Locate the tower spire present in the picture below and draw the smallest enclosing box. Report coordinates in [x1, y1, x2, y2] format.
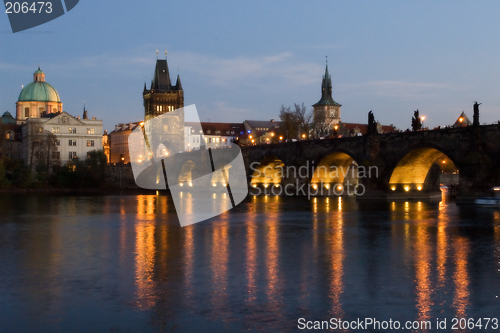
[83, 102, 88, 119]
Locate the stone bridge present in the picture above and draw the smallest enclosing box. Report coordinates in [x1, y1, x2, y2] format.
[239, 124, 500, 199]
[135, 124, 500, 200]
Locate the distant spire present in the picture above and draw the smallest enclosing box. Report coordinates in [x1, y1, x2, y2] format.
[165, 50, 167, 59]
[156, 50, 158, 59]
[176, 74, 182, 90]
[83, 102, 88, 119]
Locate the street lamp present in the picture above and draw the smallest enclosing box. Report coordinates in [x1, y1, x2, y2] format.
[334, 125, 338, 138]
[302, 134, 306, 140]
[119, 154, 125, 189]
[421, 116, 425, 129]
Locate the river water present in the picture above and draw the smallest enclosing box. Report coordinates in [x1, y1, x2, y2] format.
[0, 193, 498, 332]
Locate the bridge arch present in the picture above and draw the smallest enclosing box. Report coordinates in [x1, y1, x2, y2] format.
[249, 155, 285, 188]
[178, 160, 196, 187]
[389, 145, 458, 191]
[311, 151, 361, 194]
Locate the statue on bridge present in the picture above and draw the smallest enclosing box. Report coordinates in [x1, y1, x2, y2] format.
[411, 109, 422, 131]
[473, 101, 481, 127]
[367, 110, 377, 135]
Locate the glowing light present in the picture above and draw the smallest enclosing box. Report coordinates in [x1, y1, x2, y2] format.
[442, 160, 446, 164]
[188, 181, 193, 187]
[417, 186, 422, 191]
[404, 185, 410, 192]
[421, 116, 425, 121]
[138, 159, 142, 163]
[266, 138, 269, 141]
[459, 117, 464, 123]
[279, 136, 283, 140]
[334, 125, 338, 130]
[271, 133, 275, 137]
[312, 184, 318, 190]
[337, 185, 342, 191]
[391, 186, 396, 191]
[222, 183, 227, 187]
[274, 184, 279, 187]
[252, 184, 257, 188]
[140, 122, 144, 126]
[325, 184, 330, 189]
[264, 184, 269, 188]
[302, 134, 306, 139]
[179, 183, 183, 187]
[139, 155, 142, 158]
[249, 135, 252, 139]
[251, 139, 255, 143]
[212, 183, 217, 187]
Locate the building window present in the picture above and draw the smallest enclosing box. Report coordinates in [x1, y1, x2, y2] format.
[68, 140, 77, 146]
[52, 127, 60, 133]
[24, 108, 29, 117]
[87, 128, 95, 134]
[55, 139, 60, 146]
[69, 152, 77, 159]
[52, 151, 60, 159]
[68, 127, 76, 134]
[87, 140, 95, 147]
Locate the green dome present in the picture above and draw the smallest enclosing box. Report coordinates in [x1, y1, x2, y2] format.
[18, 81, 61, 102]
[34, 68, 44, 75]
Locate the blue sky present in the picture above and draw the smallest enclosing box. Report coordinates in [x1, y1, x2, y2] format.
[1, 0, 500, 131]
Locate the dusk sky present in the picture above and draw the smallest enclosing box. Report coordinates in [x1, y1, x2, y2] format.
[1, 1, 500, 131]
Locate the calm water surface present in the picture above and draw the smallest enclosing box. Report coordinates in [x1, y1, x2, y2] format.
[0, 194, 499, 332]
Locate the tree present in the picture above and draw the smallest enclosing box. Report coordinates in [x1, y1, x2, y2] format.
[24, 120, 60, 180]
[279, 105, 299, 140]
[312, 118, 335, 138]
[293, 103, 313, 138]
[279, 103, 314, 140]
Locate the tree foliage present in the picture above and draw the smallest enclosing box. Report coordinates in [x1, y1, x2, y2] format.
[279, 103, 313, 140]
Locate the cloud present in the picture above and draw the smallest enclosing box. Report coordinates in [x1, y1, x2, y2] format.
[340, 80, 466, 100]
[170, 51, 323, 88]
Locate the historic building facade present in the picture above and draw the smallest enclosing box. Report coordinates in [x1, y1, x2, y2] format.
[22, 111, 103, 166]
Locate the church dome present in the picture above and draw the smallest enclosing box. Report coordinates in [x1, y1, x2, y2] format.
[18, 68, 61, 103]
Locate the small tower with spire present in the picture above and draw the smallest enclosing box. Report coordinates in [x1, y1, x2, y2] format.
[83, 103, 88, 119]
[312, 57, 342, 125]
